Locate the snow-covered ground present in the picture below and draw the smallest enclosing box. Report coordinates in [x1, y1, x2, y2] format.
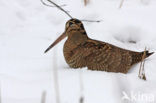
[0, 0, 156, 103]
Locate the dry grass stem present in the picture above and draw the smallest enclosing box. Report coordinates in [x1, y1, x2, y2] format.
[41, 91, 47, 103]
[79, 96, 84, 103]
[81, 19, 102, 23]
[79, 71, 84, 103]
[41, 0, 66, 7]
[138, 47, 147, 80]
[119, 0, 125, 9]
[41, 0, 73, 18]
[84, 0, 89, 6]
[41, 0, 101, 23]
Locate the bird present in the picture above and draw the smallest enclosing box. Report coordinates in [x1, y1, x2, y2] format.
[44, 18, 154, 73]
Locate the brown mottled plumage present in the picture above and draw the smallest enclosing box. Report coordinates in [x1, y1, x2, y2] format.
[45, 18, 154, 73]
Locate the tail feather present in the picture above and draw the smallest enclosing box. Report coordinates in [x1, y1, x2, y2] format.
[146, 51, 154, 58]
[131, 51, 154, 65]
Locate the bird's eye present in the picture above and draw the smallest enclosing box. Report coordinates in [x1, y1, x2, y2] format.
[69, 22, 73, 26]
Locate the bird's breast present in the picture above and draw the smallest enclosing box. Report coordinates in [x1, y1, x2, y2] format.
[63, 39, 86, 68]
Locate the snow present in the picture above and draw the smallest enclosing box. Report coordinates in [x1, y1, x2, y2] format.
[0, 0, 156, 103]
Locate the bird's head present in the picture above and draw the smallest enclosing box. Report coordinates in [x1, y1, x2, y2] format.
[65, 19, 86, 35]
[44, 18, 87, 53]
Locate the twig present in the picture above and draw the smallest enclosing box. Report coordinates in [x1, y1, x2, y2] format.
[41, 0, 101, 23]
[138, 47, 147, 80]
[41, 91, 47, 103]
[41, 0, 66, 7]
[81, 19, 102, 23]
[43, 0, 73, 18]
[119, 0, 125, 9]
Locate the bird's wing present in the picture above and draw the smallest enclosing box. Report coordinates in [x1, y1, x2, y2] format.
[80, 39, 132, 73]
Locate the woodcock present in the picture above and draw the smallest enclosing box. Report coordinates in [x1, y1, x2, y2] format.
[45, 18, 154, 73]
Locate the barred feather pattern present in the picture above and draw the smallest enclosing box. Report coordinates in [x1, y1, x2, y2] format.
[64, 37, 148, 73]
[62, 19, 153, 73]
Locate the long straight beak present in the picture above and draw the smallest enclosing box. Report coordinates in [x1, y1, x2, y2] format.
[44, 32, 67, 53]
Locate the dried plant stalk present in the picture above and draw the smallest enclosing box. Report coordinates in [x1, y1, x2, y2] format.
[41, 0, 101, 24]
[84, 0, 89, 6]
[41, 0, 66, 7]
[79, 71, 84, 103]
[138, 47, 147, 80]
[119, 0, 125, 9]
[41, 91, 47, 103]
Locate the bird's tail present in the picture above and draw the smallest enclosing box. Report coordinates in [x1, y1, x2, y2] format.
[131, 51, 154, 65]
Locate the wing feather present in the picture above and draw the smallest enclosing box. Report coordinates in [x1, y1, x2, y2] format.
[81, 39, 132, 73]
